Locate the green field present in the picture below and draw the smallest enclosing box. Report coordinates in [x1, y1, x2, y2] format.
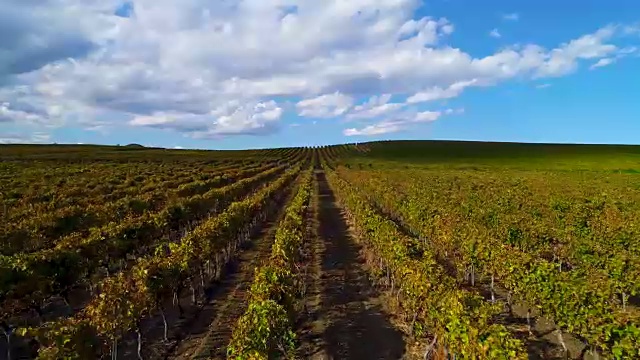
[341, 140, 640, 171]
[1, 141, 639, 359]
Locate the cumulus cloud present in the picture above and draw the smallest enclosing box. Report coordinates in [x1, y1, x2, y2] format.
[130, 100, 283, 136]
[414, 110, 442, 122]
[590, 58, 615, 70]
[623, 23, 640, 35]
[346, 94, 406, 120]
[619, 46, 638, 55]
[444, 108, 465, 115]
[0, 132, 51, 144]
[534, 26, 618, 77]
[207, 101, 283, 136]
[0, 102, 50, 125]
[503, 13, 519, 21]
[344, 122, 403, 136]
[489, 29, 502, 38]
[0, 1, 636, 139]
[588, 46, 637, 70]
[0, 1, 104, 82]
[407, 79, 478, 104]
[344, 108, 462, 136]
[296, 92, 353, 118]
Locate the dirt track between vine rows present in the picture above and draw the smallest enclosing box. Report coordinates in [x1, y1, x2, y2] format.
[296, 170, 405, 360]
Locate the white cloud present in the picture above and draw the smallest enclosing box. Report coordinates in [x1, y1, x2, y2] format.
[533, 26, 619, 78]
[0, 102, 48, 125]
[0, 132, 51, 144]
[199, 100, 283, 137]
[623, 23, 640, 35]
[129, 113, 209, 132]
[344, 122, 403, 136]
[129, 100, 283, 136]
[344, 107, 462, 136]
[503, 13, 519, 21]
[444, 108, 465, 115]
[296, 92, 353, 118]
[535, 83, 552, 89]
[490, 29, 502, 38]
[587, 46, 637, 71]
[590, 57, 615, 70]
[407, 79, 478, 104]
[414, 110, 441, 122]
[346, 94, 405, 120]
[561, 27, 618, 59]
[0, 1, 636, 139]
[0, 0, 119, 82]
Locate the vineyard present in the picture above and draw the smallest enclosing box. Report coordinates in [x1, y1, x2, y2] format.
[1, 141, 640, 359]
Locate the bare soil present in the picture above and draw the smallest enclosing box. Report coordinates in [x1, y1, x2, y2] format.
[296, 170, 405, 360]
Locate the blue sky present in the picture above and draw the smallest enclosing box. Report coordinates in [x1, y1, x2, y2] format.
[1, 0, 639, 149]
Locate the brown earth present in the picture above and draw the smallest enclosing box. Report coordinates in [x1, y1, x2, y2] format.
[296, 170, 405, 360]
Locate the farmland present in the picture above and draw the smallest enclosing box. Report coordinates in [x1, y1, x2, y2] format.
[1, 141, 640, 359]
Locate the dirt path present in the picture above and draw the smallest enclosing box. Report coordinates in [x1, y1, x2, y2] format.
[295, 170, 324, 357]
[297, 170, 405, 360]
[160, 184, 296, 360]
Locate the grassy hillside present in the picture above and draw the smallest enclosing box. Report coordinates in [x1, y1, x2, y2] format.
[0, 144, 297, 162]
[340, 140, 640, 171]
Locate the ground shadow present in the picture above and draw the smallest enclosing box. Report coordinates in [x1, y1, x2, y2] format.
[316, 170, 405, 360]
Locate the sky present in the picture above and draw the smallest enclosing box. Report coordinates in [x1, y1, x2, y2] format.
[1, 0, 639, 149]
